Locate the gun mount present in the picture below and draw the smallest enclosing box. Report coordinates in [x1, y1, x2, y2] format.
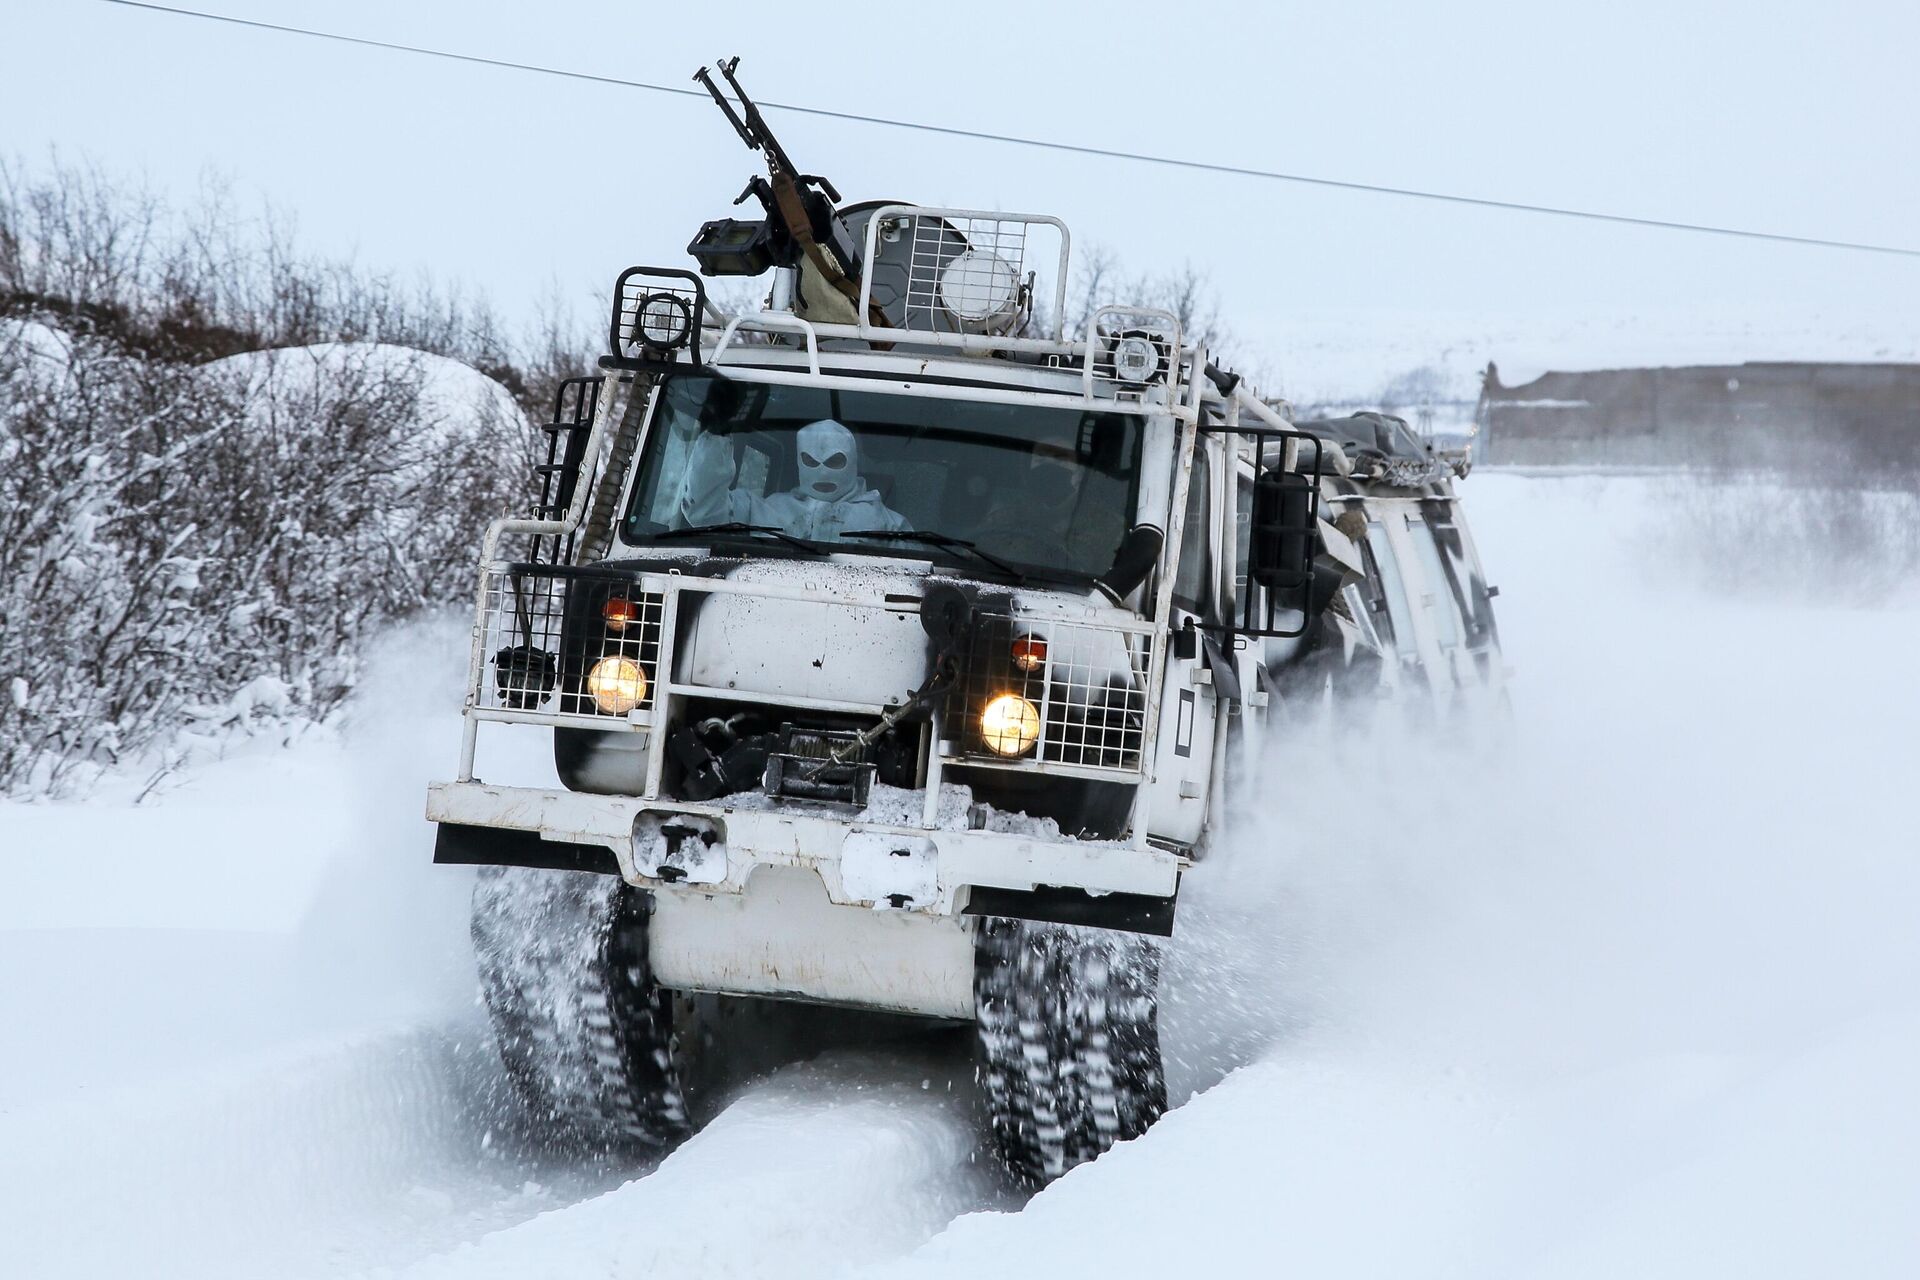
[689, 58, 875, 326]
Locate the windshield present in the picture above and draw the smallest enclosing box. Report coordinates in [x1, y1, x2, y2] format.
[620, 372, 1144, 583]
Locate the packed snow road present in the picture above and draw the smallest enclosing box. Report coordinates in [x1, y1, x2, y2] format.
[3, 473, 1918, 1277]
[0, 644, 1003, 1280]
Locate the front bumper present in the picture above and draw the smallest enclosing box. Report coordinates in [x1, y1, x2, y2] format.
[425, 780, 1183, 924]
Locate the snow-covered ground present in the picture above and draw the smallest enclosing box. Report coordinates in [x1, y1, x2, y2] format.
[3, 473, 1917, 1277]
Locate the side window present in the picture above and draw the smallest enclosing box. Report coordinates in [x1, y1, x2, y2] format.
[1172, 455, 1212, 614]
[1429, 518, 1495, 645]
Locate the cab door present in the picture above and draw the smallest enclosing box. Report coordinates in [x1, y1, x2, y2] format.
[1146, 442, 1221, 847]
[1228, 462, 1278, 768]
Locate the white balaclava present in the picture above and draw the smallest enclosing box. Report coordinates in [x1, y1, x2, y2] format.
[796, 418, 860, 503]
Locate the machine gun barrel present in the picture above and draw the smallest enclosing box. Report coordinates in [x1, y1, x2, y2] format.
[690, 56, 871, 316]
[695, 57, 802, 179]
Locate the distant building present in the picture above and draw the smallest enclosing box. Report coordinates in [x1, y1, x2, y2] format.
[1475, 361, 1920, 476]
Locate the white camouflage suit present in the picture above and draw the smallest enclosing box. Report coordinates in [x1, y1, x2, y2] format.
[677, 417, 911, 541]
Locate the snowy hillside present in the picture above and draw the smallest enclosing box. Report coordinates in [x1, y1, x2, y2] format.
[3, 473, 1917, 1277]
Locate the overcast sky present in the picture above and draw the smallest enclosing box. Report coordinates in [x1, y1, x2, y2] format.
[6, 0, 1918, 394]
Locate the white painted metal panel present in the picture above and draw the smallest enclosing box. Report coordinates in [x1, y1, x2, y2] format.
[676, 594, 925, 705]
[424, 780, 1184, 907]
[648, 865, 975, 1018]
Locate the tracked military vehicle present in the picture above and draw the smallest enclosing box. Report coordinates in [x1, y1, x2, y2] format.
[427, 59, 1502, 1183]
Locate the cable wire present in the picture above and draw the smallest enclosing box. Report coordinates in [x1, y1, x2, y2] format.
[96, 0, 1920, 260]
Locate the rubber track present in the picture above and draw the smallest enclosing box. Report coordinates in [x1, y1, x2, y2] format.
[974, 917, 1167, 1184]
[471, 867, 689, 1154]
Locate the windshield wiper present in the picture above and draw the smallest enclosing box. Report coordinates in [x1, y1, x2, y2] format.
[649, 522, 827, 556]
[838, 529, 1030, 583]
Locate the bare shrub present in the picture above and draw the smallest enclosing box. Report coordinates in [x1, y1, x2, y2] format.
[0, 159, 558, 797]
[1041, 243, 1231, 353]
[1, 325, 227, 792]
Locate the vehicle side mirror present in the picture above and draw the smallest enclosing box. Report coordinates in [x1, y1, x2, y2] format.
[1247, 469, 1317, 600]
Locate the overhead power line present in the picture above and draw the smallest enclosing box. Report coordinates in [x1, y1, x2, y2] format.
[97, 0, 1920, 261]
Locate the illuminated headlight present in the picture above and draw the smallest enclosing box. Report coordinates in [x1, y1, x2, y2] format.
[1109, 331, 1166, 386]
[587, 655, 649, 715]
[937, 248, 1018, 331]
[980, 693, 1041, 757]
[634, 292, 693, 351]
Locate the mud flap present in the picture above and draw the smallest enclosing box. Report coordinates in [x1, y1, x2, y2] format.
[434, 821, 619, 876]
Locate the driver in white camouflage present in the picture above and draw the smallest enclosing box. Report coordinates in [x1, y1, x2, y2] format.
[676, 417, 911, 540]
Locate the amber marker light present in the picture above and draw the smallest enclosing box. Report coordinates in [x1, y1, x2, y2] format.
[602, 597, 640, 632]
[1010, 635, 1048, 672]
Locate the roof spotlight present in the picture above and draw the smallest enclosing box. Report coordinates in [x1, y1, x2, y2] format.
[1109, 329, 1167, 387]
[936, 248, 1020, 333]
[634, 292, 694, 352]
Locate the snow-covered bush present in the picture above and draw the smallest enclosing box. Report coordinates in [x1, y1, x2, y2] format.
[1636, 475, 1920, 605]
[0, 323, 531, 796]
[1, 162, 549, 797]
[1, 321, 220, 792]
[189, 343, 528, 715]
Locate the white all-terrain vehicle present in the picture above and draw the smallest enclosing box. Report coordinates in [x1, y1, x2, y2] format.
[427, 60, 1502, 1183]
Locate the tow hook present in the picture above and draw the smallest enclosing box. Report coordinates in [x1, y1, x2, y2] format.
[633, 814, 727, 885]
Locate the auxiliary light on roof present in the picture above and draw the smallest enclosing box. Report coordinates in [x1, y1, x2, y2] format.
[635, 292, 694, 351]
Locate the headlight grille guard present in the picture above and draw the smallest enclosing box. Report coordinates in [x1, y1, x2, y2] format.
[945, 612, 1153, 776]
[468, 573, 1158, 781]
[476, 563, 665, 726]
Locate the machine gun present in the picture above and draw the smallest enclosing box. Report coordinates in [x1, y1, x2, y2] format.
[689, 57, 879, 325]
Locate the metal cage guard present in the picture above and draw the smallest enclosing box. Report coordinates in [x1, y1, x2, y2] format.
[1198, 421, 1329, 639]
[608, 267, 708, 363]
[856, 206, 1072, 345]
